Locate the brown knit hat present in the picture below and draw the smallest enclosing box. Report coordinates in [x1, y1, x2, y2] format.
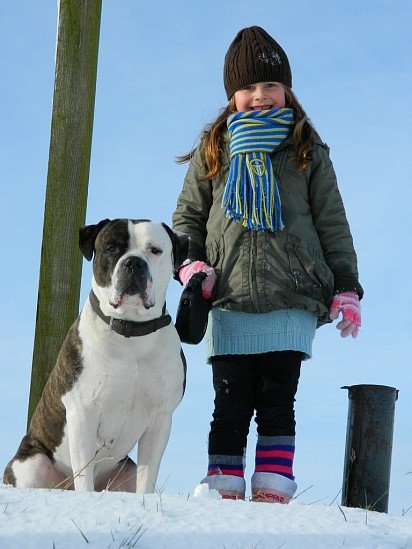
[223, 26, 292, 100]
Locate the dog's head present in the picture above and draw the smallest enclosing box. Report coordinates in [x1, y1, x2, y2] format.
[79, 219, 189, 317]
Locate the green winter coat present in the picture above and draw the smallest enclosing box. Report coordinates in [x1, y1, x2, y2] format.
[172, 132, 363, 326]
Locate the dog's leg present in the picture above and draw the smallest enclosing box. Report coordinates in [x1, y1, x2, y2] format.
[65, 408, 99, 491]
[7, 454, 69, 489]
[135, 412, 172, 493]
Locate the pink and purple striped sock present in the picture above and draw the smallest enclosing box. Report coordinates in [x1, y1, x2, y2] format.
[254, 435, 295, 480]
[207, 454, 245, 478]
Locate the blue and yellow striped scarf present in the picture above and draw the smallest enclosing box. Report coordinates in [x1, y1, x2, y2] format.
[222, 108, 294, 232]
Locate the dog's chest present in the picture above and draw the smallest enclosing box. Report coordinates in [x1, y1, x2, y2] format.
[97, 360, 164, 442]
[56, 351, 171, 473]
[85, 345, 167, 417]
[53, 308, 184, 475]
[81, 323, 179, 429]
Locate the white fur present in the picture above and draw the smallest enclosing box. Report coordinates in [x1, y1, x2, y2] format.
[54, 302, 183, 492]
[13, 454, 67, 489]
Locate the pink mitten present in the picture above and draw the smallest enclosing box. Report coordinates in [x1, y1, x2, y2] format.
[329, 291, 361, 338]
[178, 261, 217, 299]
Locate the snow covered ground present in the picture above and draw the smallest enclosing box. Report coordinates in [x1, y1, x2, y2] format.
[1, 483, 411, 548]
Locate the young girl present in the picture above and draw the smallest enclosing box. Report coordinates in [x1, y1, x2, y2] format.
[172, 26, 363, 503]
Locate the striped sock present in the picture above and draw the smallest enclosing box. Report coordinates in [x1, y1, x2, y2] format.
[254, 435, 295, 480]
[207, 454, 245, 478]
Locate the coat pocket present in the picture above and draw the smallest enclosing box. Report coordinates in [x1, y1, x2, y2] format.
[206, 237, 224, 269]
[285, 235, 334, 304]
[206, 237, 225, 298]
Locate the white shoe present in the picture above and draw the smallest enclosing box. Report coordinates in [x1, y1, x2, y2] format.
[251, 472, 297, 504]
[200, 474, 246, 500]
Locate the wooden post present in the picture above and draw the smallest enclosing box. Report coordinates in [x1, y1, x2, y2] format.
[27, 0, 102, 426]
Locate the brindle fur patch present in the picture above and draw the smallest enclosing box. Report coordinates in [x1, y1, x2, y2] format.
[3, 316, 84, 485]
[93, 219, 130, 287]
[3, 461, 16, 485]
[29, 316, 83, 451]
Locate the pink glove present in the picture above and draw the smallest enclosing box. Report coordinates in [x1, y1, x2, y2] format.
[329, 291, 361, 338]
[178, 261, 217, 299]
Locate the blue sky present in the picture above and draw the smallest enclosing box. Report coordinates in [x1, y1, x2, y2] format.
[1, 1, 412, 514]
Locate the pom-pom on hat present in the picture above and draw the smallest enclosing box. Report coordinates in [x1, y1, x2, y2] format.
[223, 26, 292, 100]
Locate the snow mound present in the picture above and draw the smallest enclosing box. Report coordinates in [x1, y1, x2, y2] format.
[1, 484, 411, 548]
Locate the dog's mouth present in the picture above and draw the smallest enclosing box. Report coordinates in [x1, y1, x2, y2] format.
[109, 292, 155, 310]
[110, 259, 155, 311]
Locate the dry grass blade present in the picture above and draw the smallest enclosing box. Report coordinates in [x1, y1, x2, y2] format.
[402, 504, 412, 516]
[307, 496, 329, 505]
[119, 524, 148, 548]
[369, 490, 389, 511]
[157, 491, 164, 515]
[337, 504, 347, 522]
[104, 458, 129, 492]
[156, 474, 170, 494]
[329, 488, 342, 506]
[53, 450, 114, 491]
[294, 484, 314, 499]
[71, 518, 89, 543]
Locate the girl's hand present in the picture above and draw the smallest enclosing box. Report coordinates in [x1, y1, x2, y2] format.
[178, 261, 217, 299]
[329, 291, 361, 338]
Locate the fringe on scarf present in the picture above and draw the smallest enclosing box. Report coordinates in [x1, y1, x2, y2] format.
[222, 108, 294, 232]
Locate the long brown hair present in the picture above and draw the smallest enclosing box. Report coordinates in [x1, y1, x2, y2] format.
[177, 86, 316, 179]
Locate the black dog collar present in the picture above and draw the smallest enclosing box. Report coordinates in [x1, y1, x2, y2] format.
[89, 290, 171, 338]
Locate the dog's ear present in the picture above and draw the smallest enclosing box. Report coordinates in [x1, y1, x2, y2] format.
[79, 219, 111, 261]
[161, 223, 190, 272]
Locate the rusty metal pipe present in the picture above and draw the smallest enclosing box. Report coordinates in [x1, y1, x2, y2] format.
[341, 384, 398, 513]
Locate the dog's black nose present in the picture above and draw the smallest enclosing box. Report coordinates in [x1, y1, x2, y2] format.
[124, 256, 146, 271]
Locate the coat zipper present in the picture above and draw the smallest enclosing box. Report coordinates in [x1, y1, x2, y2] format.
[250, 231, 260, 312]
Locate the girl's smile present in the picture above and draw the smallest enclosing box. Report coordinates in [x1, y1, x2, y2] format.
[233, 82, 286, 112]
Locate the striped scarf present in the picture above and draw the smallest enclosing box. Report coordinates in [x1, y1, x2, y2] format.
[222, 108, 294, 232]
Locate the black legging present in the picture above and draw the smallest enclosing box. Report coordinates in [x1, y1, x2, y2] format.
[208, 351, 302, 456]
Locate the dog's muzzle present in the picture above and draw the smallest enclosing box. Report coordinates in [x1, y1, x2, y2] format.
[111, 255, 154, 309]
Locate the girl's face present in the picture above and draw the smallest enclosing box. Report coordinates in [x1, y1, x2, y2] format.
[233, 82, 286, 112]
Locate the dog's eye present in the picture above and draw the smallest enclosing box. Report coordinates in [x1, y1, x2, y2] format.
[106, 244, 118, 253]
[150, 247, 162, 255]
